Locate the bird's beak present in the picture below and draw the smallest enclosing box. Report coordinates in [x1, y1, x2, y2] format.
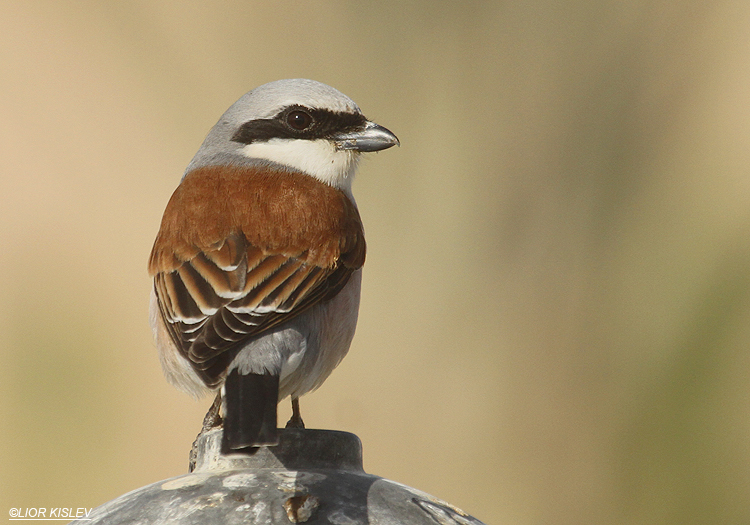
[333, 121, 400, 152]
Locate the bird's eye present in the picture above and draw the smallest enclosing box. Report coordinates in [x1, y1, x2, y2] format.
[286, 110, 313, 131]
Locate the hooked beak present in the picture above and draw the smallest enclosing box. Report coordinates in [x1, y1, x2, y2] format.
[333, 121, 400, 152]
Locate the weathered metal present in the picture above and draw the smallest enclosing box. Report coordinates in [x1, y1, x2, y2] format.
[73, 428, 485, 524]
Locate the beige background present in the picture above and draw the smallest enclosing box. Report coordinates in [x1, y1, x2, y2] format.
[2, 2, 750, 523]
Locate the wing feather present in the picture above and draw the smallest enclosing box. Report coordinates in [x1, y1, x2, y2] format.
[190, 252, 247, 298]
[278, 266, 326, 311]
[232, 259, 304, 312]
[163, 272, 204, 321]
[177, 263, 223, 315]
[153, 236, 362, 382]
[203, 232, 245, 269]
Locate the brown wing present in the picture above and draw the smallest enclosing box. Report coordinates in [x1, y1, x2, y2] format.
[149, 165, 366, 388]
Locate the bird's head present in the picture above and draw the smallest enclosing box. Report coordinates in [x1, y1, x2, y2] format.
[186, 79, 399, 195]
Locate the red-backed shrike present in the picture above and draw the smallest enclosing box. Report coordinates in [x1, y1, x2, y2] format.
[148, 79, 398, 451]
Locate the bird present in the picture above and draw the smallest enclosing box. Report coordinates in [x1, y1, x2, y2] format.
[148, 79, 399, 453]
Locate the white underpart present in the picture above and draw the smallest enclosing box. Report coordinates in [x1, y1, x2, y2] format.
[241, 138, 360, 196]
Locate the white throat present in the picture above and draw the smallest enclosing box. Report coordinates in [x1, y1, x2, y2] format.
[240, 138, 360, 196]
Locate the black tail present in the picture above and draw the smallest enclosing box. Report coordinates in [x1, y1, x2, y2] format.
[222, 370, 279, 451]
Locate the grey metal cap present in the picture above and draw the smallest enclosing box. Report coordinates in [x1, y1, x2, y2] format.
[73, 428, 485, 524]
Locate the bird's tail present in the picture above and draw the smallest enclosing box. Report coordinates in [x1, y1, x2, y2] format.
[222, 369, 279, 451]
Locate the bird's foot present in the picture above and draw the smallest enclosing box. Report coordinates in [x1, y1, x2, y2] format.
[189, 393, 223, 472]
[284, 397, 305, 429]
[200, 393, 224, 431]
[285, 415, 305, 428]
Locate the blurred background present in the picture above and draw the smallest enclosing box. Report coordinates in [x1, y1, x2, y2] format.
[1, 2, 750, 523]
